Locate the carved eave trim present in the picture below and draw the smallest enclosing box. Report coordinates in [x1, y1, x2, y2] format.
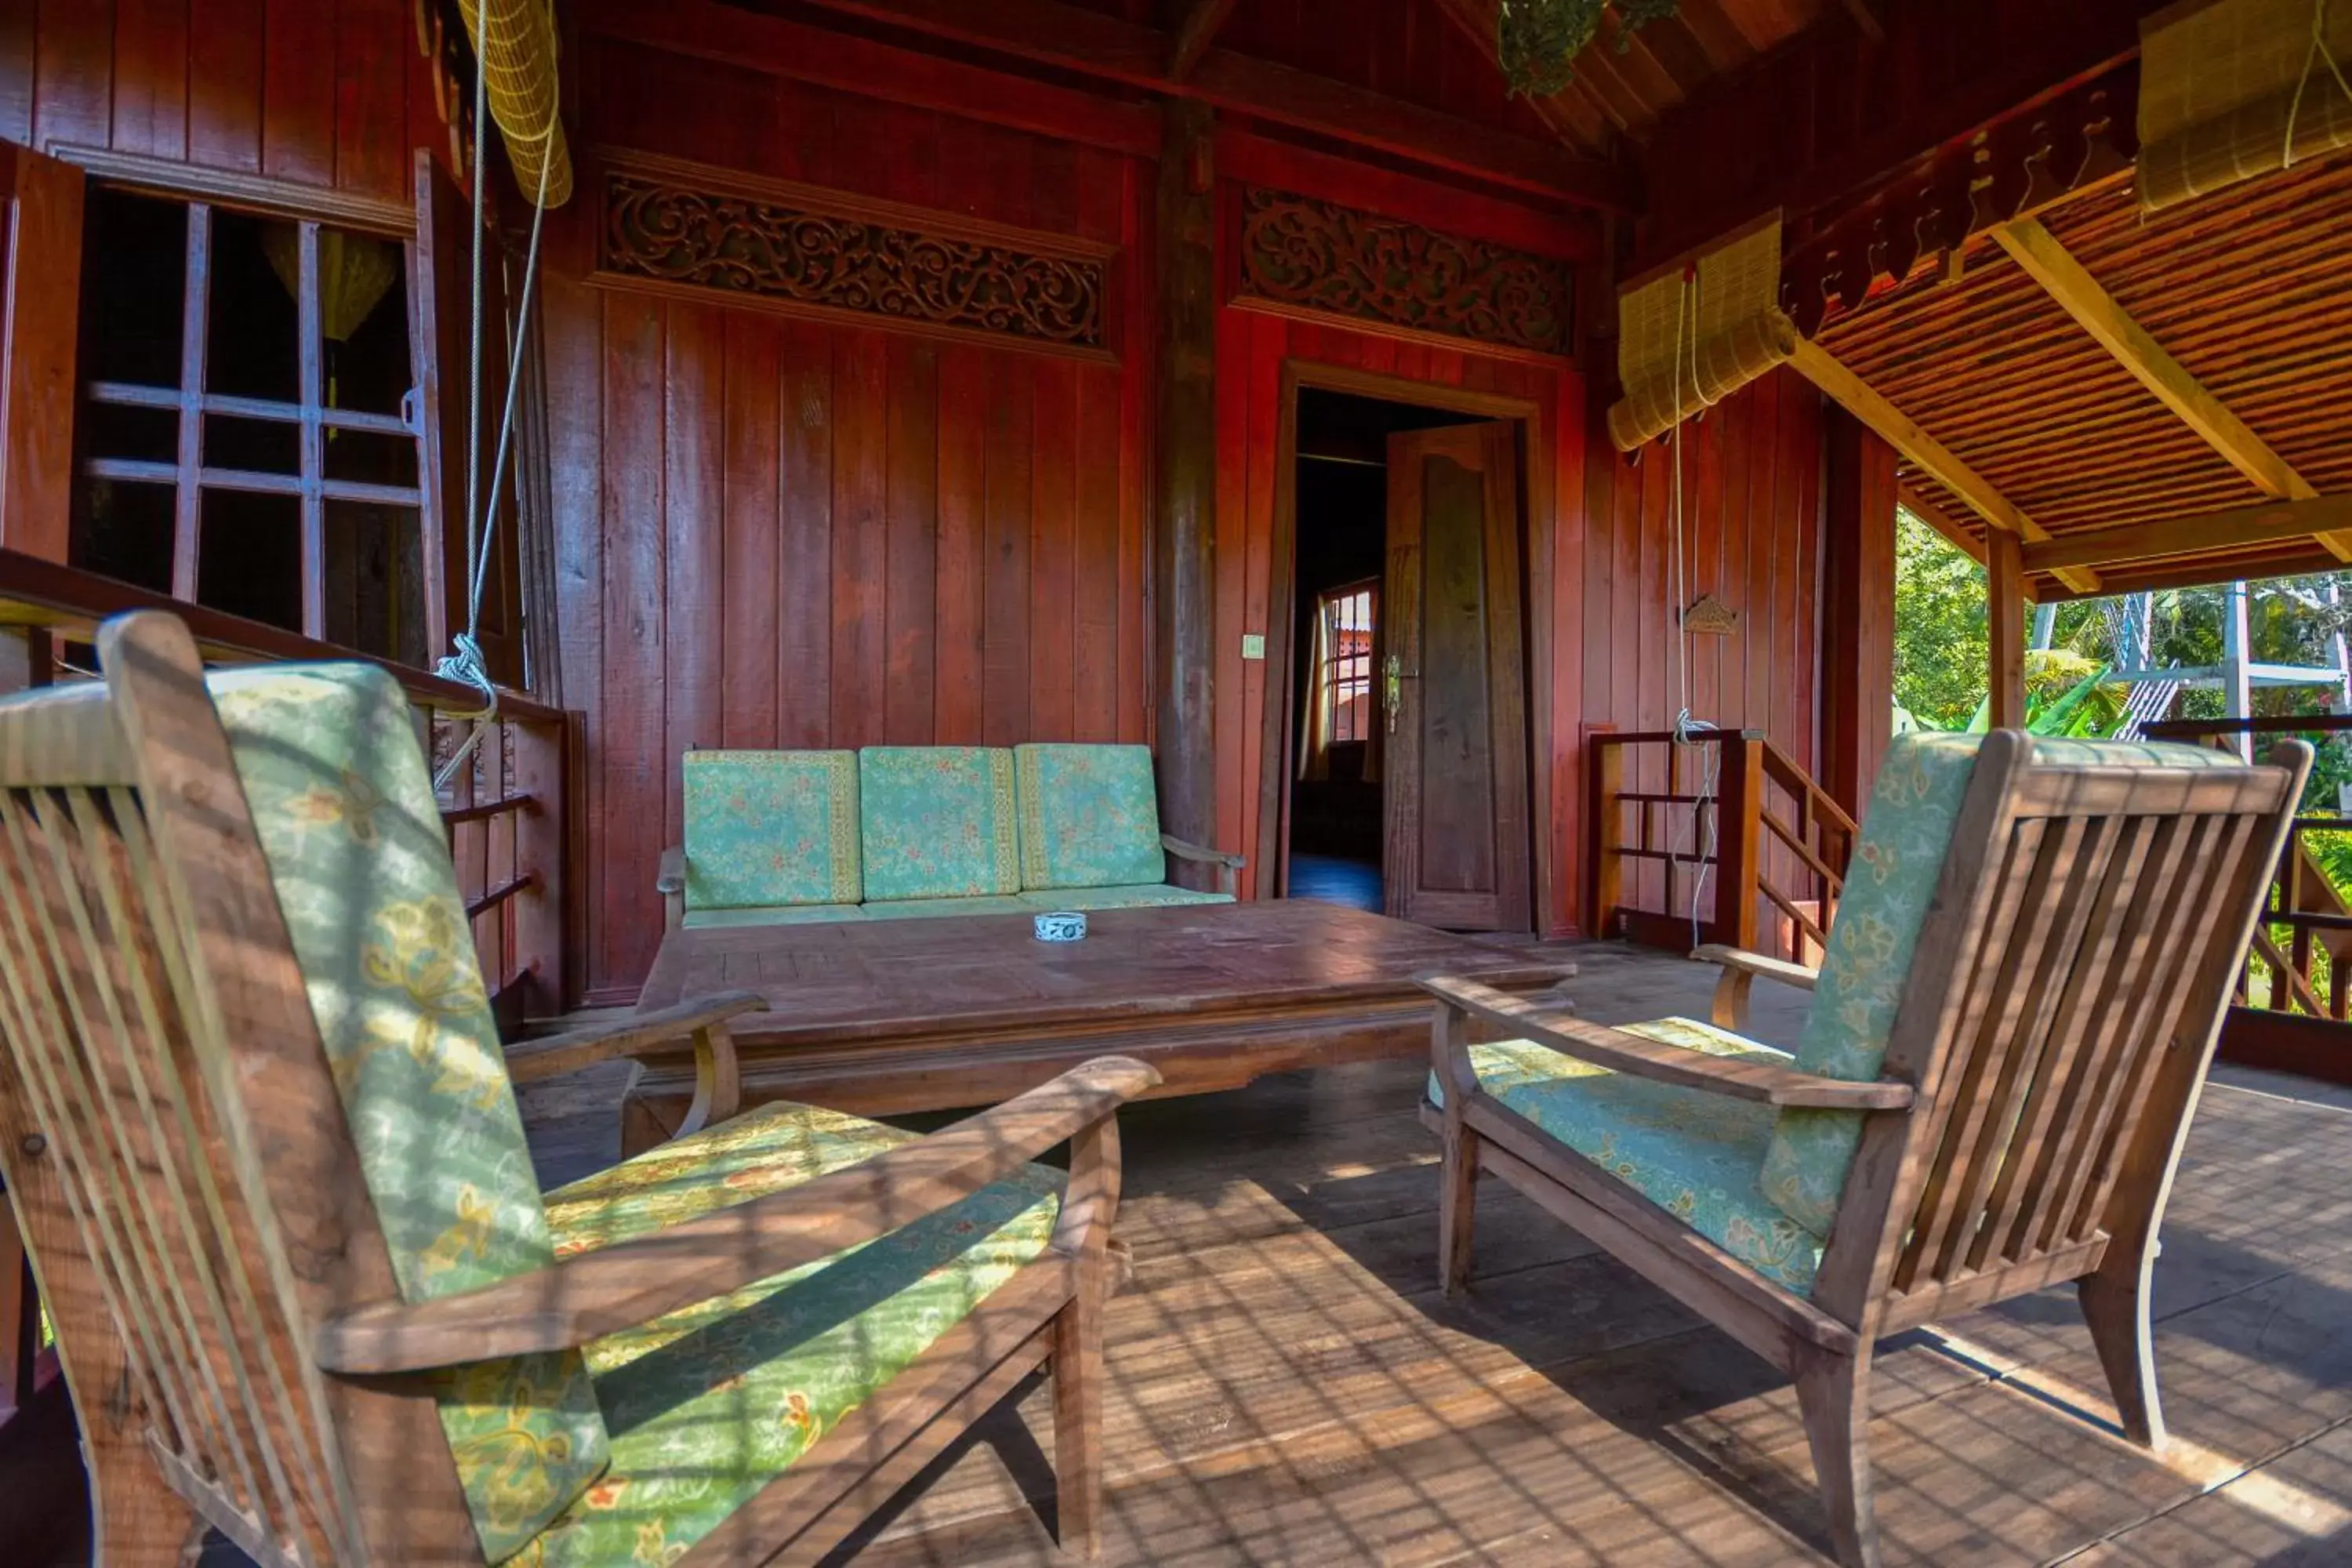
[1227, 185, 1577, 364]
[587, 148, 1120, 362]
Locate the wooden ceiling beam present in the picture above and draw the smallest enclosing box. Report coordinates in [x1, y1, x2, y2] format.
[789, 0, 1638, 209]
[2019, 492, 2352, 576]
[1165, 0, 1241, 82]
[1786, 338, 2102, 593]
[1991, 216, 2352, 563]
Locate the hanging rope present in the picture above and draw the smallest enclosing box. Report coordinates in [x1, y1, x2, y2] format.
[1663, 263, 1722, 953]
[2285, 0, 2352, 168]
[431, 1, 556, 793]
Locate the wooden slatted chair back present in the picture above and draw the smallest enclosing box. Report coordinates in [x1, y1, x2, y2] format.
[0, 615, 474, 1566]
[1811, 732, 2309, 1331]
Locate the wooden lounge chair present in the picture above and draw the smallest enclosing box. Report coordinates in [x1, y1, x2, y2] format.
[0, 611, 1153, 1566]
[1423, 731, 2309, 1567]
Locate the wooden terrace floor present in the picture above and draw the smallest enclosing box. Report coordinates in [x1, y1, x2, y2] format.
[516, 941, 2352, 1566]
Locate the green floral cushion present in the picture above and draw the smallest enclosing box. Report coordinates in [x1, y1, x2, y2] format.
[1014, 743, 1167, 891]
[857, 748, 1021, 900]
[862, 895, 1033, 920]
[1016, 886, 1234, 910]
[681, 750, 861, 911]
[1431, 1018, 1824, 1296]
[1757, 732, 2247, 1236]
[211, 666, 608, 1563]
[679, 903, 868, 929]
[521, 1100, 1062, 1568]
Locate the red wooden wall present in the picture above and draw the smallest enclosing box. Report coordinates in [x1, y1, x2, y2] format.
[550, 38, 1156, 998]
[0, 0, 431, 206]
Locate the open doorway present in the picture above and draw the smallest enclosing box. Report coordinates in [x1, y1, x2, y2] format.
[1278, 386, 1534, 931]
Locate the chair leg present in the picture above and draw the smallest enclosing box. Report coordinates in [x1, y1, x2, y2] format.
[1052, 1297, 1105, 1559]
[1437, 1116, 1479, 1298]
[1791, 1341, 1880, 1568]
[2080, 1256, 2165, 1450]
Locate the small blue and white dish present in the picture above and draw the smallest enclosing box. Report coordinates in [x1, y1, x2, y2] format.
[1033, 909, 1088, 942]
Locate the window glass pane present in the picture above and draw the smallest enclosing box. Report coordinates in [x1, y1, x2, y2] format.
[325, 241, 413, 418]
[74, 481, 176, 594]
[324, 502, 428, 664]
[81, 401, 178, 464]
[325, 428, 420, 488]
[196, 488, 303, 631]
[78, 190, 187, 387]
[204, 412, 301, 474]
[205, 211, 300, 403]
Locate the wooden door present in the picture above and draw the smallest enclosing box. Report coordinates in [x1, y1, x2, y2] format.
[1382, 421, 1531, 931]
[0, 143, 84, 564]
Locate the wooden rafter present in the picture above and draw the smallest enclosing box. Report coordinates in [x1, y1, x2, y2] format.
[2020, 492, 2352, 577]
[1896, 483, 1985, 565]
[1165, 0, 1241, 82]
[1786, 338, 2102, 593]
[786, 0, 1638, 209]
[1991, 217, 2352, 563]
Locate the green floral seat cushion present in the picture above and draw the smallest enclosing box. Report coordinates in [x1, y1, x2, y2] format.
[858, 748, 1022, 900]
[520, 1100, 1062, 1568]
[1757, 732, 2249, 1237]
[211, 665, 608, 1563]
[1431, 1018, 1824, 1295]
[1014, 743, 1167, 891]
[1016, 885, 1233, 910]
[679, 903, 868, 929]
[681, 750, 862, 911]
[862, 895, 1033, 920]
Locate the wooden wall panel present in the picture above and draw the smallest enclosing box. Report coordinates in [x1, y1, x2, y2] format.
[5, 0, 421, 206]
[554, 40, 1157, 996]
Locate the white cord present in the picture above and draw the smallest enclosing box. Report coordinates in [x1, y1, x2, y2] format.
[432, 5, 556, 792]
[1666, 265, 1719, 951]
[2285, 0, 2352, 169]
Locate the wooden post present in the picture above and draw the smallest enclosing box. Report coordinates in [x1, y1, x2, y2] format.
[1711, 731, 1764, 953]
[511, 715, 567, 1019]
[1153, 101, 1220, 884]
[1987, 528, 2027, 731]
[0, 145, 84, 566]
[1820, 407, 1897, 815]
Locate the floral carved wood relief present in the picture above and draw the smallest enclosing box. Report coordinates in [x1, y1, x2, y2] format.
[595, 152, 1114, 358]
[1235, 186, 1575, 357]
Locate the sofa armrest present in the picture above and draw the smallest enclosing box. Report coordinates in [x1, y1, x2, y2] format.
[505, 990, 766, 1138]
[1163, 833, 1247, 895]
[657, 844, 686, 931]
[314, 1054, 1162, 1374]
[1420, 975, 1910, 1112]
[1690, 943, 1820, 1030]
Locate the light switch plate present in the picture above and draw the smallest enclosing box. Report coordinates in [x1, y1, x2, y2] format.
[1241, 633, 1266, 660]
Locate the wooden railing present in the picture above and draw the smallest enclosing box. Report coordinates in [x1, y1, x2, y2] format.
[2140, 713, 2352, 1085]
[1586, 728, 1856, 960]
[0, 549, 582, 1025]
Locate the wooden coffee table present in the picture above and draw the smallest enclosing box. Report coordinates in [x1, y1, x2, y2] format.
[625, 900, 1567, 1142]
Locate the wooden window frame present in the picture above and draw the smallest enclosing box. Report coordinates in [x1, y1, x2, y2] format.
[1316, 578, 1378, 746]
[75, 195, 429, 642]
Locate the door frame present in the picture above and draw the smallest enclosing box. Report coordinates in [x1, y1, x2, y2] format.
[1254, 358, 1544, 924]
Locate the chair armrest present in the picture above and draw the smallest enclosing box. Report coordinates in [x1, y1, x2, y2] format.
[1163, 833, 1246, 894]
[314, 1054, 1162, 1375]
[1691, 943, 1820, 1029]
[1419, 975, 1911, 1112]
[657, 845, 686, 932]
[506, 990, 767, 1140]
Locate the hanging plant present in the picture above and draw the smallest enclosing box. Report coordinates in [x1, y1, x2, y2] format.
[1497, 0, 1682, 98]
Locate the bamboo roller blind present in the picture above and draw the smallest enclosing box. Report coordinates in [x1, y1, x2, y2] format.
[2139, 0, 2352, 212]
[1606, 214, 1795, 452]
[456, 0, 573, 207]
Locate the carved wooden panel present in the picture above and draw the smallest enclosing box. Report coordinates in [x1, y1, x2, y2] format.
[1234, 187, 1575, 358]
[593, 152, 1115, 358]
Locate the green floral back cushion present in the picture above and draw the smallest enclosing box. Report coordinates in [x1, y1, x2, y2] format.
[1759, 732, 2248, 1238]
[858, 747, 1022, 900]
[681, 750, 862, 910]
[210, 666, 608, 1563]
[1014, 743, 1167, 891]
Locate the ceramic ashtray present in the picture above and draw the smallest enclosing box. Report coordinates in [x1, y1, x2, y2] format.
[1033, 909, 1087, 942]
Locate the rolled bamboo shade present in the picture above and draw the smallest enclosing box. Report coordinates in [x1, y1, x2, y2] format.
[1606, 214, 1796, 452]
[2138, 0, 2352, 212]
[456, 0, 572, 208]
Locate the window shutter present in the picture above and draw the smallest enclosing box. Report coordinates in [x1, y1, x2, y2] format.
[0, 143, 85, 563]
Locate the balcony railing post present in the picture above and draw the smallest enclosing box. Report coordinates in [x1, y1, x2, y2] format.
[1711, 731, 1764, 953]
[511, 713, 568, 1020]
[1586, 735, 1623, 938]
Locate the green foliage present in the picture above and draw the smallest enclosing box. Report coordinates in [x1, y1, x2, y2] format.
[1496, 0, 1679, 96]
[1892, 510, 1990, 730]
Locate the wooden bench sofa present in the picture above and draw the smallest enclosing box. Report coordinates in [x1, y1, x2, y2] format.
[659, 742, 1244, 930]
